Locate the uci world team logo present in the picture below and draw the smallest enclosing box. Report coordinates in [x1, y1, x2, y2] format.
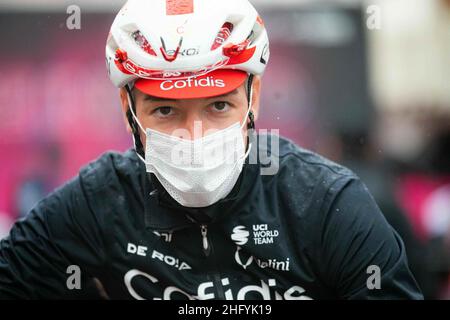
[230, 225, 290, 272]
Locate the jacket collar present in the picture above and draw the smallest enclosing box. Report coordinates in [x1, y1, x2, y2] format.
[141, 138, 261, 231]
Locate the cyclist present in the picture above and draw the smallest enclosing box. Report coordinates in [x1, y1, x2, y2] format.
[0, 0, 422, 299]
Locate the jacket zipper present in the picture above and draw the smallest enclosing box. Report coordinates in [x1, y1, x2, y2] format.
[200, 224, 211, 257]
[199, 224, 226, 299]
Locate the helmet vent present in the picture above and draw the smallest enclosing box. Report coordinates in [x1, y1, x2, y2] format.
[211, 22, 234, 51]
[132, 30, 157, 56]
[247, 19, 264, 46]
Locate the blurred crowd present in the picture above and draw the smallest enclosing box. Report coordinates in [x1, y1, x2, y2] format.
[0, 0, 449, 299]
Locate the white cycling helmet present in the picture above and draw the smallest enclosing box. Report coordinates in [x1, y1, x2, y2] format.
[106, 0, 269, 99]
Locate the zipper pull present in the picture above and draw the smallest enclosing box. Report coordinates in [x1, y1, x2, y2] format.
[200, 225, 211, 257]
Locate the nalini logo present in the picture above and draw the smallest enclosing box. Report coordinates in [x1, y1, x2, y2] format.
[230, 226, 290, 272]
[160, 76, 225, 91]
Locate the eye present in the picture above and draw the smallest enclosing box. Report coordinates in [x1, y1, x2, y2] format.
[154, 106, 173, 117]
[210, 101, 231, 113]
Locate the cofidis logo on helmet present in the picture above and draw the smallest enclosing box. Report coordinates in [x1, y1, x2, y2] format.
[160, 76, 225, 91]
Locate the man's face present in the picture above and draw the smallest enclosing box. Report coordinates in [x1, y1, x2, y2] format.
[119, 77, 261, 146]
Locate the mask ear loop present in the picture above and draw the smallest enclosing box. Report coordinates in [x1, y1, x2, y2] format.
[242, 74, 255, 130]
[125, 84, 146, 160]
[242, 74, 255, 158]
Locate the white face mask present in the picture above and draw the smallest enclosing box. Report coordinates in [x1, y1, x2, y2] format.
[128, 94, 252, 208]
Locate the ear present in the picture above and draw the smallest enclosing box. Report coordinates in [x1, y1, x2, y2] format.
[250, 76, 261, 120]
[119, 87, 132, 134]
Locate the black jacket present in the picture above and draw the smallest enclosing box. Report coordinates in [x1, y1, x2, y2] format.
[0, 134, 423, 299]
